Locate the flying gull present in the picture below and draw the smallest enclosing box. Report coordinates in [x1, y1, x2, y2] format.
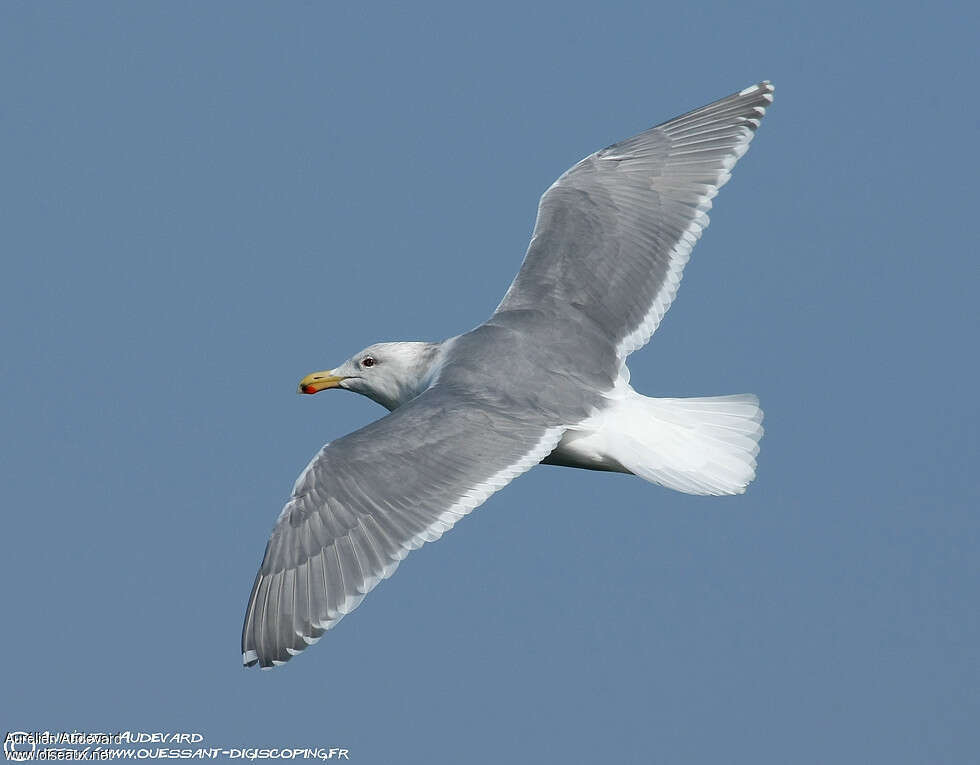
[243, 82, 774, 668]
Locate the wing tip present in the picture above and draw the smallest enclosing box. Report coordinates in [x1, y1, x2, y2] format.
[739, 80, 775, 99]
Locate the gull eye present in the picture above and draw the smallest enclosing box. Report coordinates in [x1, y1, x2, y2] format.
[361, 356, 376, 368]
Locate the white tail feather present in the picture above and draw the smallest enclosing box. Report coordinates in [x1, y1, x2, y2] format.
[604, 392, 764, 495]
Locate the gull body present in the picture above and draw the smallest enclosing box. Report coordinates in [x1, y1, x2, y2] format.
[302, 338, 762, 484]
[244, 82, 774, 668]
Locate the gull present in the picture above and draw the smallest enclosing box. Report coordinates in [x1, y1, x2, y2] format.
[243, 82, 774, 668]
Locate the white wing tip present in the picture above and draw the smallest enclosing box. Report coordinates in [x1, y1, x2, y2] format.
[739, 81, 774, 97]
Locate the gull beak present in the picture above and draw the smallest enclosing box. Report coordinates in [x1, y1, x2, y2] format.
[298, 370, 347, 394]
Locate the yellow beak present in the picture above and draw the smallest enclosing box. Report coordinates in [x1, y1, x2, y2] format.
[298, 370, 347, 394]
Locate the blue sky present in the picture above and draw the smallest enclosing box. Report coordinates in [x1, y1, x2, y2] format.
[2, 1, 977, 763]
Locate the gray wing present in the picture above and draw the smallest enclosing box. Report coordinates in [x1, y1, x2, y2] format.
[495, 82, 774, 359]
[242, 384, 563, 668]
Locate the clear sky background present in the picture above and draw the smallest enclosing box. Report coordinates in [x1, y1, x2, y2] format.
[2, 2, 977, 763]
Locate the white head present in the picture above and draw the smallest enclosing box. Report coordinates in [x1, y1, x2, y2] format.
[298, 341, 440, 411]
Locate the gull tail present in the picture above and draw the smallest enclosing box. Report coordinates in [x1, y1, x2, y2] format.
[603, 391, 764, 495]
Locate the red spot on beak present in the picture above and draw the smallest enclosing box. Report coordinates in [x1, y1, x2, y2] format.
[301, 385, 318, 394]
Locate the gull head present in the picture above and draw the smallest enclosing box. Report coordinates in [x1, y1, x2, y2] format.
[298, 341, 441, 411]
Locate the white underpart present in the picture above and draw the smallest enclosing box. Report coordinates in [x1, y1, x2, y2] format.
[555, 371, 764, 496]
